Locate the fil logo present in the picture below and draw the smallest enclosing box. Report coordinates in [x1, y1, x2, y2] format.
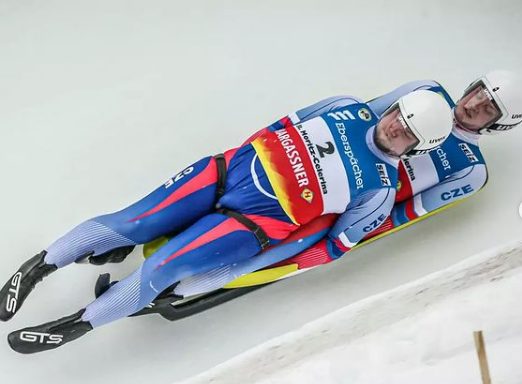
[327, 110, 355, 121]
[301, 188, 314, 203]
[19, 331, 64, 344]
[5, 272, 22, 313]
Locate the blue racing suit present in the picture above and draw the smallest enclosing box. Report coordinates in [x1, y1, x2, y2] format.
[36, 98, 399, 328]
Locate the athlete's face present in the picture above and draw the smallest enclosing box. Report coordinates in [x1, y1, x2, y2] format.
[455, 85, 501, 131]
[375, 108, 419, 157]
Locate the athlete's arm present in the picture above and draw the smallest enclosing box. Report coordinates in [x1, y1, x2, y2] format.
[325, 188, 396, 257]
[231, 188, 396, 283]
[259, 163, 487, 274]
[242, 95, 363, 145]
[368, 80, 454, 116]
[389, 164, 488, 227]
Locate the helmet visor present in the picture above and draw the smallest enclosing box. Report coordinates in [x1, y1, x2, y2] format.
[457, 81, 503, 129]
[376, 103, 420, 157]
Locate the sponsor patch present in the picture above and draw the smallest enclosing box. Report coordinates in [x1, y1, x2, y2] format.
[358, 108, 372, 121]
[435, 147, 451, 170]
[376, 163, 391, 187]
[459, 143, 478, 163]
[297, 126, 328, 194]
[301, 188, 314, 203]
[327, 110, 355, 121]
[336, 123, 364, 189]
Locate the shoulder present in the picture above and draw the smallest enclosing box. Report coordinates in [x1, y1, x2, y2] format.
[446, 163, 488, 190]
[295, 95, 365, 122]
[400, 79, 443, 90]
[368, 80, 455, 116]
[319, 95, 365, 107]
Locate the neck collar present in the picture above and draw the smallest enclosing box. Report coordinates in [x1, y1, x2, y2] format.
[452, 109, 481, 145]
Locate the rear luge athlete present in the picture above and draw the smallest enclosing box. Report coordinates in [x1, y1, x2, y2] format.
[133, 70, 522, 318]
[0, 90, 452, 353]
[267, 70, 522, 278]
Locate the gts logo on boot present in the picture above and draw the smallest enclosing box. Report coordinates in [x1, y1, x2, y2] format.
[19, 331, 64, 344]
[5, 272, 22, 313]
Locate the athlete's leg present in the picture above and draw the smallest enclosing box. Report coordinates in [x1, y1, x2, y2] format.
[0, 155, 221, 321]
[7, 144, 302, 352]
[45, 155, 220, 267]
[170, 214, 337, 298]
[8, 212, 266, 353]
[81, 213, 264, 327]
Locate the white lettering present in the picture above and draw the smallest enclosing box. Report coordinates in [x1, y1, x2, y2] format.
[275, 129, 310, 187]
[165, 166, 195, 188]
[19, 331, 63, 344]
[436, 147, 451, 171]
[5, 272, 22, 313]
[336, 124, 364, 189]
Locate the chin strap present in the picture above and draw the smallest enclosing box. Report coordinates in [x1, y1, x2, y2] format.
[478, 122, 519, 135]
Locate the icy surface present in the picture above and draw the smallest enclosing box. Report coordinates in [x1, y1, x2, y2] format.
[179, 242, 522, 384]
[0, 1, 521, 384]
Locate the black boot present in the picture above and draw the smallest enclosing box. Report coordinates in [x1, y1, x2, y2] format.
[130, 284, 182, 318]
[93, 273, 119, 298]
[0, 251, 58, 322]
[74, 245, 135, 265]
[8, 309, 93, 354]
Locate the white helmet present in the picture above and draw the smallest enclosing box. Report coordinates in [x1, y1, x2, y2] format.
[378, 90, 453, 157]
[459, 70, 522, 134]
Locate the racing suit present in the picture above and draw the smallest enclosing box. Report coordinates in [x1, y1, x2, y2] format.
[3, 98, 400, 329]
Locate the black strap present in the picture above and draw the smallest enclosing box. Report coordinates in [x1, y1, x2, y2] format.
[217, 208, 270, 250]
[213, 153, 227, 201]
[213, 154, 270, 250]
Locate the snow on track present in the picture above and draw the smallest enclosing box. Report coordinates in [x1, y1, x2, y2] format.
[179, 242, 522, 384]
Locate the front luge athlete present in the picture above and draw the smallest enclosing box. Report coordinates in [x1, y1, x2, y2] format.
[0, 90, 452, 353]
